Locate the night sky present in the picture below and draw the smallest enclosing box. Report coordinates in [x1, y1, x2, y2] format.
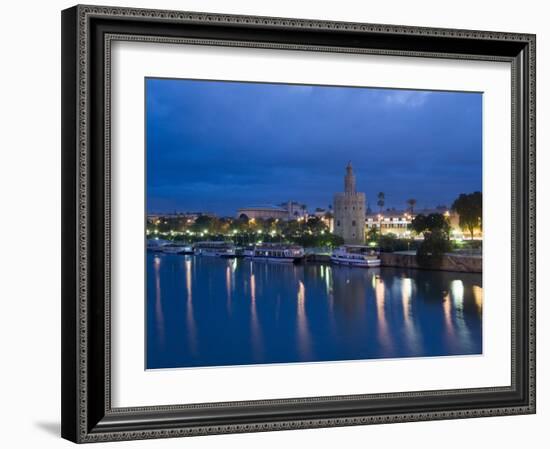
[146, 78, 482, 216]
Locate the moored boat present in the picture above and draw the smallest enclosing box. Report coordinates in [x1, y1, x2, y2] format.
[146, 238, 170, 252]
[161, 243, 193, 255]
[194, 241, 236, 258]
[251, 243, 304, 263]
[330, 245, 381, 267]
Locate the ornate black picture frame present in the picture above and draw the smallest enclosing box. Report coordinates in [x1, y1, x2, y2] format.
[61, 4, 536, 443]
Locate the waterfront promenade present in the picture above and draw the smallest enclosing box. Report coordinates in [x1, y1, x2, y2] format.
[302, 249, 481, 273]
[380, 251, 482, 273]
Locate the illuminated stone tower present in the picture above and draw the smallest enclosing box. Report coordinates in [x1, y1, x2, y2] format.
[333, 162, 366, 244]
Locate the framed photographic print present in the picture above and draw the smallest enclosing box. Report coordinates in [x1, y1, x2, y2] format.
[61, 4, 536, 443]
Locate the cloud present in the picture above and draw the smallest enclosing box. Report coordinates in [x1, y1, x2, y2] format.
[383, 90, 431, 108]
[146, 79, 481, 214]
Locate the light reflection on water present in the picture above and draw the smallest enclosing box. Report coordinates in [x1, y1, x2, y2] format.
[153, 256, 164, 348]
[147, 253, 482, 369]
[296, 280, 312, 359]
[450, 279, 472, 350]
[374, 276, 392, 353]
[443, 291, 455, 341]
[184, 259, 197, 356]
[225, 265, 231, 313]
[249, 271, 264, 359]
[401, 277, 421, 354]
[473, 285, 483, 316]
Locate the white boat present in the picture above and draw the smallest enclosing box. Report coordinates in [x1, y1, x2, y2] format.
[146, 238, 170, 252]
[161, 243, 193, 255]
[251, 244, 305, 263]
[330, 245, 381, 267]
[194, 241, 236, 258]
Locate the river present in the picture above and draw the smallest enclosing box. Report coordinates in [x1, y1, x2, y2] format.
[146, 253, 482, 369]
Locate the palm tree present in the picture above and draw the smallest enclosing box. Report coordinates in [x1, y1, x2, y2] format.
[406, 198, 417, 214]
[377, 192, 385, 213]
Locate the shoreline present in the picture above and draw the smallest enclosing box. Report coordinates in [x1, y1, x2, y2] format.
[151, 251, 482, 274]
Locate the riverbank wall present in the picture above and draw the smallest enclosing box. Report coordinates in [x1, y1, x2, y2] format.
[380, 251, 482, 273]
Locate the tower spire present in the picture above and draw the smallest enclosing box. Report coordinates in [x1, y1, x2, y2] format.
[345, 161, 356, 193]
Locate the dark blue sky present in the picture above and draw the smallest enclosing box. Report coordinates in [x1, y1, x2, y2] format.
[146, 78, 482, 216]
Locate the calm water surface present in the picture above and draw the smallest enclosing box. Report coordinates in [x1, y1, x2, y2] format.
[146, 253, 482, 369]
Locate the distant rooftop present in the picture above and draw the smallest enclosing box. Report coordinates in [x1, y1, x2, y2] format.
[238, 205, 287, 211]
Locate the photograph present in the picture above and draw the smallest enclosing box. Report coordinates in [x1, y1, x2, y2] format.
[145, 78, 483, 370]
[57, 3, 537, 443]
